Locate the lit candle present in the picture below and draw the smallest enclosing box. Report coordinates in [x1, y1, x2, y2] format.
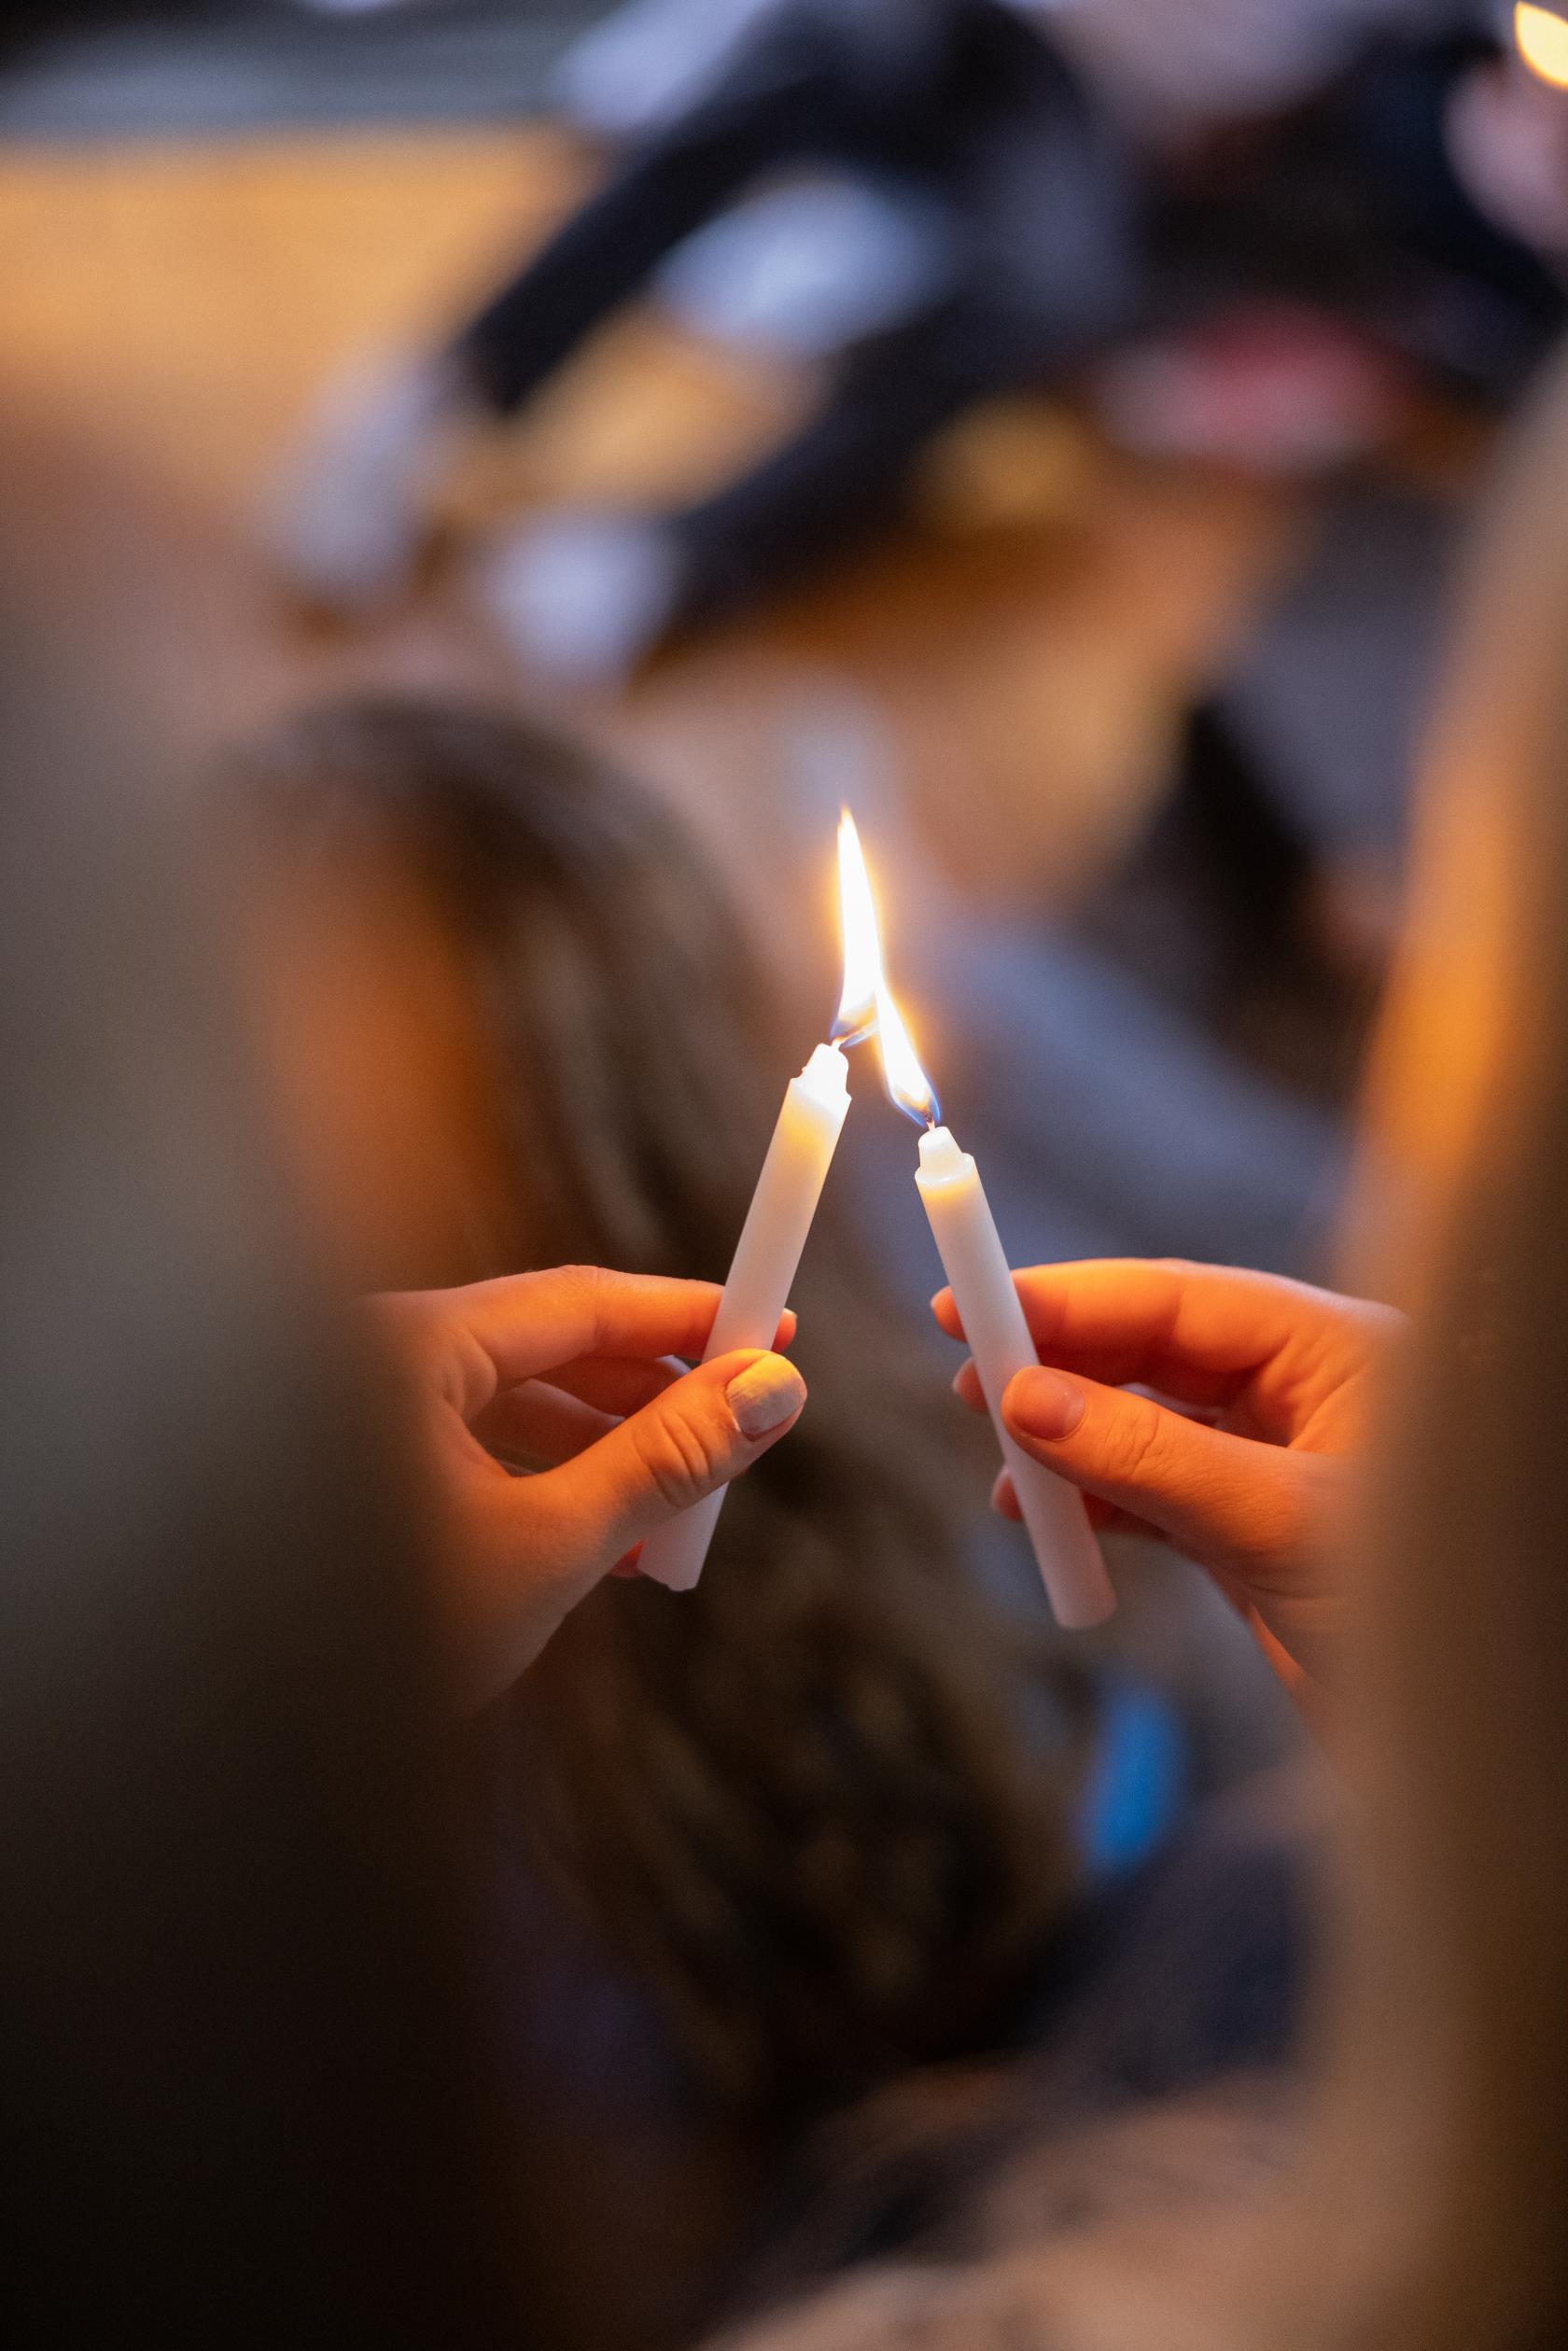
[845, 822, 1116, 1630]
[637, 820, 870, 1592]
[915, 1124, 1115, 1628]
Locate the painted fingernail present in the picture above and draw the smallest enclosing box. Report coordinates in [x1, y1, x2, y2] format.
[726, 1354, 806, 1438]
[1008, 1367, 1085, 1441]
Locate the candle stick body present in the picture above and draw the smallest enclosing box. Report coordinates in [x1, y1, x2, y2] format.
[637, 1044, 851, 1591]
[916, 1126, 1114, 1629]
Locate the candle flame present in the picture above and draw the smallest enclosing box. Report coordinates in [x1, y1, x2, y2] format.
[1516, 3, 1568, 88]
[833, 809, 881, 1045]
[875, 972, 941, 1127]
[830, 807, 940, 1124]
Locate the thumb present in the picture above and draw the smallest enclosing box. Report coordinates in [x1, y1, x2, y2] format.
[1000, 1364, 1319, 1585]
[542, 1348, 806, 1569]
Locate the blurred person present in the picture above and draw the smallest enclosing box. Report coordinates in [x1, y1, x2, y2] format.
[679, 348, 1568, 2351]
[0, 449, 817, 2344]
[264, 0, 1136, 674]
[264, 0, 1567, 677]
[225, 697, 1210, 2348]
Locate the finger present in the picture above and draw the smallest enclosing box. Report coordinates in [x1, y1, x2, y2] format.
[999, 1363, 1326, 1580]
[526, 1348, 807, 1569]
[549, 1320, 797, 1413]
[990, 1465, 1022, 1520]
[438, 1353, 805, 1704]
[988, 1467, 1149, 1539]
[373, 1273, 713, 1420]
[546, 1353, 685, 1417]
[1013, 1261, 1366, 1398]
[381, 1270, 797, 1420]
[936, 1262, 1358, 1407]
[962, 1355, 1223, 1430]
[472, 1378, 616, 1468]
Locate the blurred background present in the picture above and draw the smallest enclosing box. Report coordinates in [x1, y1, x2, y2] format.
[6, 5, 1566, 2342]
[12, 1, 1551, 1618]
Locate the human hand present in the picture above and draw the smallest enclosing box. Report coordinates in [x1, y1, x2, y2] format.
[937, 1260, 1400, 1689]
[371, 1267, 805, 1707]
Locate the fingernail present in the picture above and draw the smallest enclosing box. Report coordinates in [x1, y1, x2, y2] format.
[1008, 1367, 1085, 1441]
[726, 1354, 806, 1438]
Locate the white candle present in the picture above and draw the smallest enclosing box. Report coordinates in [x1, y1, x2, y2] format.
[916, 1125, 1115, 1630]
[842, 813, 1115, 1632]
[637, 1042, 851, 1591]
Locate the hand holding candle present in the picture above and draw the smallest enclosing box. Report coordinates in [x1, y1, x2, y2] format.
[637, 818, 876, 1592]
[839, 817, 1115, 1630]
[917, 1127, 1114, 1628]
[636, 1041, 849, 1590]
[638, 807, 1112, 1628]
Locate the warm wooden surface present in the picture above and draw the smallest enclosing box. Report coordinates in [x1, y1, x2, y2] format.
[0, 123, 1302, 927]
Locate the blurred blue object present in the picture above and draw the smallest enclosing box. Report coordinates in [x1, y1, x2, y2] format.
[1076, 1675, 1189, 1878]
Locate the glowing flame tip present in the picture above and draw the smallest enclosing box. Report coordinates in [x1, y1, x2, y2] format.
[874, 975, 941, 1129]
[828, 806, 940, 1124]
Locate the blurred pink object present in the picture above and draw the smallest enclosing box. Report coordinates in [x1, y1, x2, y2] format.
[1095, 306, 1407, 474]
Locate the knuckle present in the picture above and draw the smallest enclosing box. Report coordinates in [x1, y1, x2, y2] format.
[1099, 1393, 1175, 1491]
[555, 1261, 609, 1324]
[631, 1400, 728, 1513]
[555, 1262, 606, 1292]
[1249, 1452, 1331, 1561]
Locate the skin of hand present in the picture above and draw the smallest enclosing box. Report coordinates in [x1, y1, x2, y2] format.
[936, 1259, 1402, 1690]
[371, 1266, 804, 1707]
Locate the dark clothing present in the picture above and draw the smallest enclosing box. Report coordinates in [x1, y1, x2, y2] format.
[1149, 35, 1567, 400]
[730, 1765, 1316, 2310]
[478, 1756, 1314, 2350]
[455, 0, 1137, 618]
[450, 5, 1562, 631]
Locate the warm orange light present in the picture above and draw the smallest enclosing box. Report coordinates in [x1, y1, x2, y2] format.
[1516, 3, 1568, 89]
[830, 807, 940, 1123]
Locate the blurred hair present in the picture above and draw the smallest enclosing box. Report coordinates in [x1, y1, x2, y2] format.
[1282, 353, 1568, 2351]
[229, 696, 1094, 2114]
